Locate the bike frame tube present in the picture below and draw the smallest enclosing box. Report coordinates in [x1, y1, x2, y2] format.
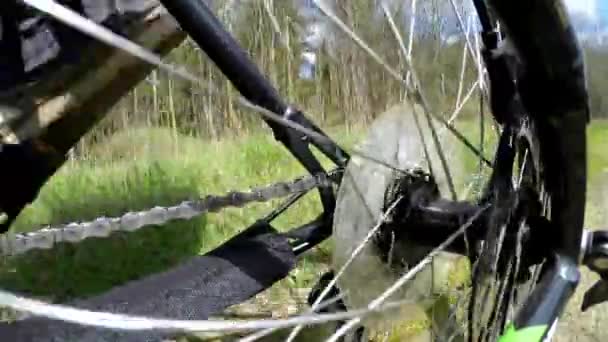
[158, 0, 349, 223]
[497, 254, 579, 341]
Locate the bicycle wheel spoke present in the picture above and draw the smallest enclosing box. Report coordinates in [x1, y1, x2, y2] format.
[447, 80, 481, 127]
[455, 17, 472, 110]
[327, 205, 490, 342]
[312, 0, 492, 175]
[474, 22, 488, 177]
[259, 106, 428, 342]
[380, 1, 459, 200]
[281, 194, 404, 342]
[504, 222, 526, 326]
[437, 34, 482, 141]
[451, 0, 496, 178]
[0, 285, 426, 335]
[448, 0, 486, 96]
[237, 292, 349, 342]
[445, 287, 474, 341]
[315, 0, 458, 200]
[380, 1, 436, 181]
[284, 108, 434, 341]
[471, 222, 508, 339]
[467, 132, 546, 341]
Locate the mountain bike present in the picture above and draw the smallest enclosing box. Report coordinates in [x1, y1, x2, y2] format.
[0, 0, 606, 341]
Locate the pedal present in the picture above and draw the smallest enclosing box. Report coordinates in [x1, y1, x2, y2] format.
[582, 279, 608, 311]
[581, 230, 608, 311]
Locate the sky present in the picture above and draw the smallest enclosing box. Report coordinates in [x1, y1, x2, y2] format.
[565, 0, 608, 27]
[566, 0, 597, 18]
[597, 0, 608, 25]
[290, 0, 608, 49]
[290, 1, 608, 31]
[561, 0, 608, 45]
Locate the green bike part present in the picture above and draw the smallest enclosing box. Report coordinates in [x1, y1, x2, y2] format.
[497, 324, 548, 342]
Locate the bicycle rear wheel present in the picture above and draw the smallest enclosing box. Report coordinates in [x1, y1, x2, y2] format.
[332, 0, 588, 340]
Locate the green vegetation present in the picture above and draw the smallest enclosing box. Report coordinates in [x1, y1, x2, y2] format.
[0, 159, 206, 301]
[1, 118, 606, 339]
[79, 0, 608, 155]
[0, 126, 365, 302]
[3, 2, 608, 338]
[588, 120, 608, 181]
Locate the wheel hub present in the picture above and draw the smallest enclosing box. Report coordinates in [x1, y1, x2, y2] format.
[331, 102, 463, 335]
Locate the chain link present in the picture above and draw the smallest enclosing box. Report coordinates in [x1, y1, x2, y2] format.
[0, 172, 339, 257]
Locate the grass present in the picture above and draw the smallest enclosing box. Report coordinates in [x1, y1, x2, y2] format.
[0, 127, 360, 317]
[588, 120, 608, 181]
[0, 160, 206, 301]
[0, 118, 606, 340]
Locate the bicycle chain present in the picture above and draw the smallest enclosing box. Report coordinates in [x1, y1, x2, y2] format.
[0, 171, 340, 257]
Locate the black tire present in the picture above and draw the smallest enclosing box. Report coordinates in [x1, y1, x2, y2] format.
[468, 0, 589, 340]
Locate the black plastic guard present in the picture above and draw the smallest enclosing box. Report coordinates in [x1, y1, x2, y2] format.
[0, 220, 296, 341]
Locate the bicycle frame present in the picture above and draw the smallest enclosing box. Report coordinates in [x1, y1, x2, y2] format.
[157, 0, 591, 341]
[158, 0, 352, 256]
[497, 254, 579, 341]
